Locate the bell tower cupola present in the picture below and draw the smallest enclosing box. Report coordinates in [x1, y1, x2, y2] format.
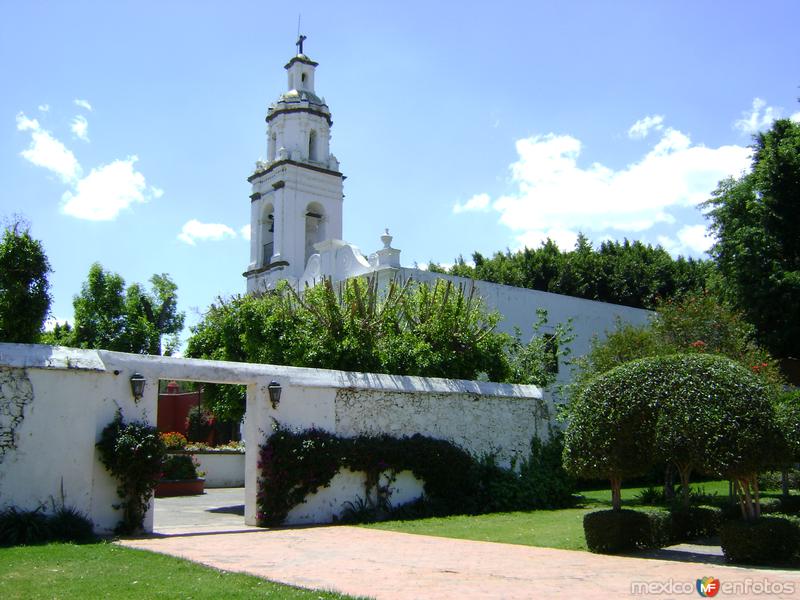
[245, 35, 344, 292]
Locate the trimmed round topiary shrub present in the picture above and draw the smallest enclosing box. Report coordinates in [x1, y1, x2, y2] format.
[584, 509, 671, 553]
[720, 517, 800, 565]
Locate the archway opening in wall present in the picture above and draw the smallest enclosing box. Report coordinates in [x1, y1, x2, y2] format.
[308, 129, 318, 162]
[260, 204, 275, 267]
[304, 202, 325, 264]
[154, 379, 248, 535]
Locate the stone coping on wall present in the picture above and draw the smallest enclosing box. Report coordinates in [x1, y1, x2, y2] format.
[0, 343, 106, 371]
[0, 343, 542, 400]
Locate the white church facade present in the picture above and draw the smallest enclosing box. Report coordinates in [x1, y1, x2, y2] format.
[244, 41, 651, 380]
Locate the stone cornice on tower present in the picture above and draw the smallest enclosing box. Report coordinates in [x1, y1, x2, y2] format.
[285, 54, 319, 69]
[248, 158, 344, 184]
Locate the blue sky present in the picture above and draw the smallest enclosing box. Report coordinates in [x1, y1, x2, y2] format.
[2, 0, 798, 344]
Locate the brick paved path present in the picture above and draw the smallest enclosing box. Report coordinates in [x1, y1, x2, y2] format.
[119, 525, 800, 599]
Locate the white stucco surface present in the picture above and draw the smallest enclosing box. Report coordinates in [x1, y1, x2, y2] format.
[192, 451, 245, 488]
[0, 343, 545, 531]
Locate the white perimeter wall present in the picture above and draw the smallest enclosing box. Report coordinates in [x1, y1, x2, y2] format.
[0, 343, 545, 532]
[384, 268, 652, 390]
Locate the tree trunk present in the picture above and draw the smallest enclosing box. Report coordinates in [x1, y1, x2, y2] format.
[610, 476, 622, 511]
[782, 469, 790, 498]
[739, 477, 757, 521]
[663, 464, 675, 501]
[752, 475, 761, 519]
[678, 465, 692, 509]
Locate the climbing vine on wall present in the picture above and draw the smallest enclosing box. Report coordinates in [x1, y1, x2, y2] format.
[96, 411, 166, 534]
[257, 425, 574, 526]
[0, 367, 34, 465]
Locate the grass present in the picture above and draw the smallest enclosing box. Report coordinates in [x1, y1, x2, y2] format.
[363, 480, 733, 551]
[0, 542, 361, 600]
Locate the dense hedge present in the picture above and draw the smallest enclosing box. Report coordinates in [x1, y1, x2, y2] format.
[257, 426, 575, 526]
[669, 506, 722, 541]
[720, 516, 800, 565]
[583, 509, 671, 553]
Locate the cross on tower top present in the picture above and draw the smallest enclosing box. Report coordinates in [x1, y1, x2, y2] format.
[296, 34, 307, 55]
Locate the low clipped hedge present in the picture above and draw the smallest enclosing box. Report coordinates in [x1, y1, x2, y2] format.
[670, 505, 722, 540]
[586, 505, 725, 554]
[584, 509, 671, 553]
[720, 516, 800, 565]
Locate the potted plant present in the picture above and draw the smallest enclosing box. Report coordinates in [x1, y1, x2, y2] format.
[155, 432, 205, 497]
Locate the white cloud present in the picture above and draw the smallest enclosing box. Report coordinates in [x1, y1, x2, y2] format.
[628, 115, 664, 139]
[178, 220, 237, 245]
[657, 224, 713, 257]
[151, 186, 164, 199]
[16, 112, 40, 132]
[791, 112, 800, 123]
[516, 228, 579, 251]
[38, 104, 50, 112]
[734, 98, 780, 134]
[677, 224, 712, 254]
[16, 112, 81, 182]
[453, 192, 491, 214]
[240, 224, 251, 240]
[484, 129, 749, 243]
[74, 98, 93, 111]
[70, 115, 89, 141]
[61, 156, 153, 220]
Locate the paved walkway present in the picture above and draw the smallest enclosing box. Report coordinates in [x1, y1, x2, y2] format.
[118, 489, 800, 599]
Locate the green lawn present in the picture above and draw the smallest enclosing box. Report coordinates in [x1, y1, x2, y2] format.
[0, 542, 362, 600]
[364, 480, 733, 551]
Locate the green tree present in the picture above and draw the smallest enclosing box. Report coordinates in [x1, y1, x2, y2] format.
[67, 263, 184, 354]
[564, 354, 780, 516]
[506, 309, 574, 388]
[704, 118, 800, 359]
[562, 359, 658, 510]
[187, 276, 571, 421]
[574, 291, 782, 390]
[429, 235, 709, 310]
[0, 219, 52, 343]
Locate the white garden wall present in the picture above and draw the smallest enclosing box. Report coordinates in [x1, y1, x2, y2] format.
[191, 451, 245, 488]
[0, 343, 546, 533]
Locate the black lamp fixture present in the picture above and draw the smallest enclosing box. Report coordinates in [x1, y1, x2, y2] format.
[129, 372, 146, 401]
[267, 381, 282, 409]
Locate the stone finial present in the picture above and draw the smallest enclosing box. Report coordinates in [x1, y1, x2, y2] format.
[381, 228, 393, 249]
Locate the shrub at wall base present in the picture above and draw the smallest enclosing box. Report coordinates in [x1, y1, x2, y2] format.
[257, 425, 574, 526]
[96, 411, 166, 534]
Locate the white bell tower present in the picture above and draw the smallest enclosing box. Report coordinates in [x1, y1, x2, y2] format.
[245, 35, 344, 292]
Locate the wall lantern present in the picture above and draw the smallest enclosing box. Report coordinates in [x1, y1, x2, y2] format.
[267, 381, 282, 409]
[129, 372, 146, 401]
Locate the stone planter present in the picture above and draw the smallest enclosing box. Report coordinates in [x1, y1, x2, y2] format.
[155, 478, 205, 498]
